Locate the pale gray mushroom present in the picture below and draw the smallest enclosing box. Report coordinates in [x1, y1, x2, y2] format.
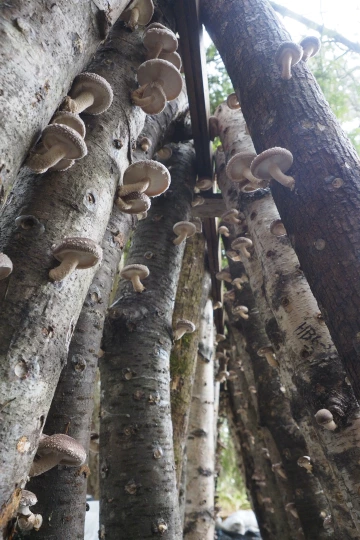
[0, 253, 13, 280]
[226, 151, 263, 187]
[139, 137, 151, 152]
[226, 92, 241, 109]
[191, 196, 205, 207]
[270, 219, 287, 236]
[116, 191, 151, 214]
[62, 72, 113, 115]
[221, 209, 242, 224]
[18, 490, 37, 516]
[121, 160, 170, 197]
[173, 221, 196, 245]
[196, 178, 213, 191]
[120, 0, 154, 30]
[158, 51, 182, 70]
[26, 125, 87, 174]
[213, 301, 223, 310]
[297, 455, 312, 473]
[120, 264, 149, 292]
[300, 36, 321, 61]
[49, 237, 102, 282]
[131, 82, 167, 114]
[30, 434, 86, 476]
[51, 111, 86, 138]
[143, 27, 178, 60]
[315, 409, 337, 430]
[216, 269, 232, 283]
[250, 147, 295, 190]
[136, 59, 183, 102]
[174, 319, 196, 340]
[218, 225, 230, 237]
[231, 237, 253, 259]
[275, 42, 303, 79]
[233, 305, 249, 319]
[17, 513, 43, 531]
[226, 250, 242, 262]
[257, 346, 278, 367]
[231, 277, 244, 290]
[17, 490, 43, 532]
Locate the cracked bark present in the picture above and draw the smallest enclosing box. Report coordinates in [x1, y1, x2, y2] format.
[100, 142, 196, 539]
[170, 233, 206, 490]
[202, 0, 360, 409]
[214, 104, 360, 536]
[0, 20, 149, 519]
[0, 0, 130, 204]
[183, 295, 215, 540]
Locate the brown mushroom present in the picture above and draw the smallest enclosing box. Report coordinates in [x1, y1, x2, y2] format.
[143, 27, 178, 60]
[173, 221, 196, 245]
[231, 237, 253, 259]
[300, 36, 321, 61]
[250, 147, 295, 190]
[26, 124, 87, 174]
[122, 160, 170, 197]
[315, 409, 337, 430]
[196, 178, 213, 191]
[116, 191, 151, 214]
[120, 0, 154, 30]
[30, 434, 86, 476]
[191, 196, 205, 207]
[120, 264, 150, 292]
[297, 456, 312, 473]
[226, 152, 263, 187]
[233, 305, 249, 319]
[51, 111, 86, 138]
[226, 92, 241, 109]
[174, 319, 196, 340]
[270, 219, 287, 236]
[49, 237, 102, 282]
[221, 209, 242, 224]
[218, 225, 230, 237]
[0, 253, 13, 280]
[158, 51, 182, 70]
[275, 42, 303, 80]
[216, 268, 232, 283]
[257, 346, 278, 367]
[62, 72, 113, 115]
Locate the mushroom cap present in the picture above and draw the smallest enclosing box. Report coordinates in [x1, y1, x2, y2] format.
[50, 159, 75, 172]
[257, 346, 273, 356]
[52, 237, 102, 269]
[315, 409, 334, 425]
[226, 152, 257, 181]
[38, 433, 86, 466]
[300, 36, 321, 59]
[70, 72, 113, 115]
[196, 178, 213, 190]
[141, 83, 167, 114]
[121, 192, 152, 214]
[0, 253, 13, 280]
[137, 59, 183, 101]
[226, 92, 241, 109]
[143, 28, 178, 55]
[176, 319, 195, 333]
[231, 237, 253, 250]
[120, 264, 150, 281]
[121, 0, 154, 26]
[297, 456, 311, 466]
[146, 22, 167, 31]
[42, 124, 87, 160]
[19, 490, 38, 513]
[173, 221, 196, 238]
[158, 51, 182, 71]
[51, 111, 86, 138]
[275, 41, 303, 67]
[250, 147, 293, 181]
[221, 209, 241, 222]
[123, 160, 170, 197]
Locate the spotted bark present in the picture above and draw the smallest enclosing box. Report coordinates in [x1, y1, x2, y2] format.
[0, 21, 148, 516]
[100, 142, 196, 539]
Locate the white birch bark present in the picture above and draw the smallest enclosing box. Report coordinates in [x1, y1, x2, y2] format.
[184, 298, 215, 540]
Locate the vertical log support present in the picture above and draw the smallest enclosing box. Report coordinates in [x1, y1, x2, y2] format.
[183, 297, 215, 540]
[100, 143, 196, 538]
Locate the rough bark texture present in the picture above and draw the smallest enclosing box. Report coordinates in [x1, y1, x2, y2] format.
[0, 0, 130, 204]
[0, 20, 148, 517]
[225, 329, 294, 540]
[214, 105, 360, 535]
[170, 233, 206, 488]
[183, 297, 215, 540]
[100, 142, 196, 539]
[202, 0, 360, 407]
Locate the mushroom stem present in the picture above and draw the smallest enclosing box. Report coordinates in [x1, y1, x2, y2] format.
[66, 91, 95, 114]
[128, 7, 140, 29]
[269, 163, 295, 189]
[30, 451, 64, 476]
[242, 166, 262, 186]
[147, 41, 164, 59]
[131, 274, 146, 293]
[174, 328, 186, 340]
[27, 144, 68, 173]
[49, 253, 80, 282]
[240, 245, 251, 259]
[116, 197, 133, 211]
[131, 92, 154, 107]
[117, 178, 150, 196]
[265, 351, 278, 367]
[173, 231, 187, 245]
[281, 51, 294, 80]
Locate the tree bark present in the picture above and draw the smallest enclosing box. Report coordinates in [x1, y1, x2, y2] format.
[0, 21, 148, 517]
[183, 297, 215, 540]
[225, 329, 294, 540]
[100, 142, 196, 539]
[214, 106, 360, 535]
[171, 233, 206, 488]
[202, 0, 360, 406]
[0, 0, 131, 204]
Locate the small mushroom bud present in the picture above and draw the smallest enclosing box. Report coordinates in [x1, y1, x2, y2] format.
[233, 305, 249, 320]
[315, 409, 337, 430]
[297, 456, 312, 473]
[139, 137, 151, 152]
[226, 92, 240, 109]
[285, 502, 299, 519]
[216, 333, 226, 342]
[221, 209, 242, 224]
[218, 225, 230, 237]
[270, 219, 287, 236]
[231, 237, 253, 259]
[216, 268, 232, 283]
[257, 346, 278, 368]
[120, 264, 150, 293]
[174, 319, 196, 340]
[213, 301, 222, 310]
[173, 221, 196, 245]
